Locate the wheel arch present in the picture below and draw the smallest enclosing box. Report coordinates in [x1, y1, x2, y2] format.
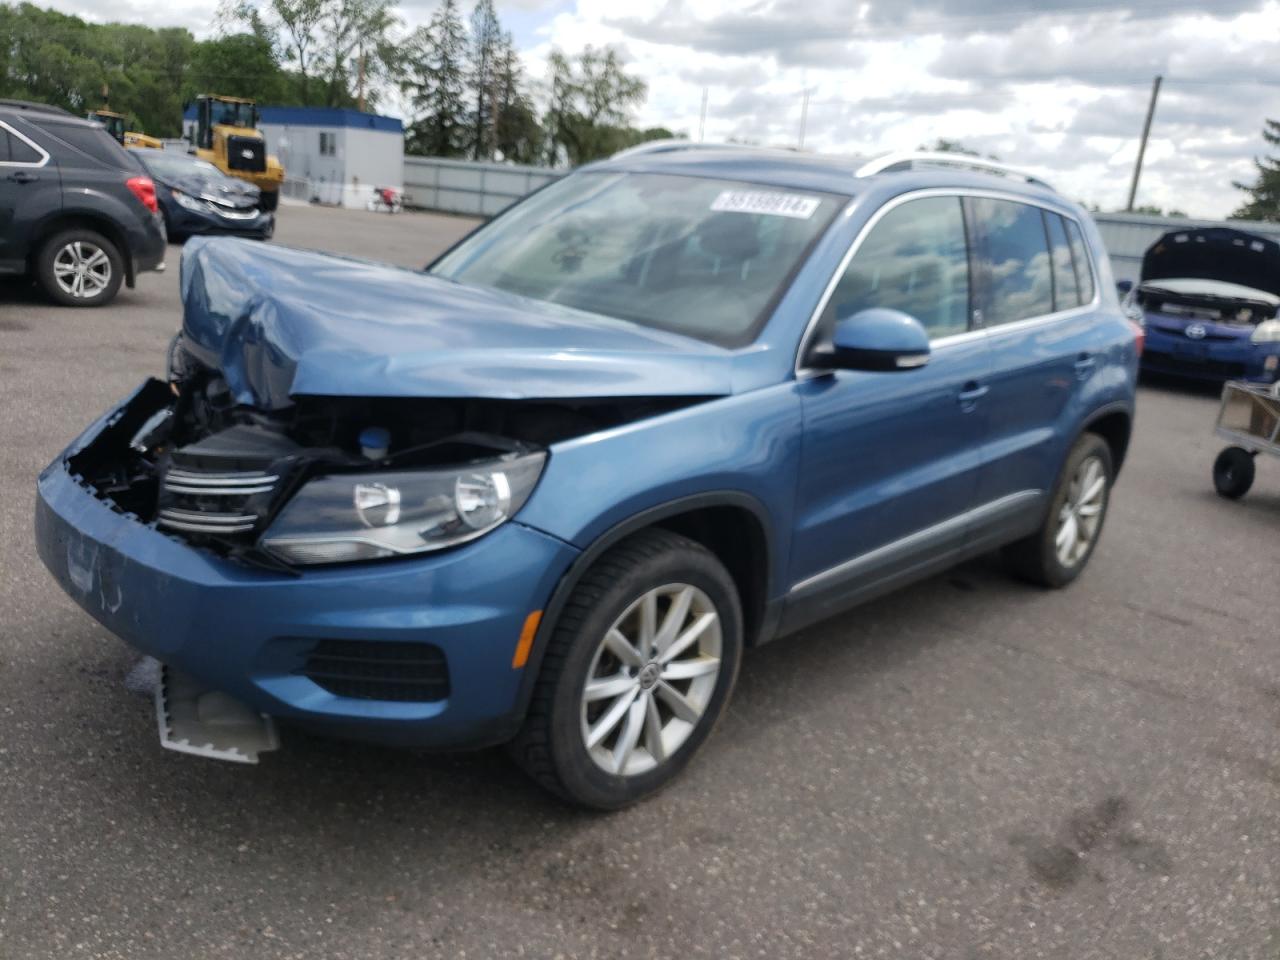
[509, 492, 778, 735]
[1082, 402, 1133, 475]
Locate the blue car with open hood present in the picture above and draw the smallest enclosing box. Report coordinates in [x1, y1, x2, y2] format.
[1129, 226, 1280, 384]
[35, 147, 1139, 808]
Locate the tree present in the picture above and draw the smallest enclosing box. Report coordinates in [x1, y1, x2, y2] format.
[541, 45, 647, 166]
[489, 32, 541, 163]
[226, 0, 326, 105]
[188, 32, 285, 103]
[1233, 118, 1280, 221]
[466, 0, 500, 159]
[315, 0, 399, 109]
[402, 0, 468, 157]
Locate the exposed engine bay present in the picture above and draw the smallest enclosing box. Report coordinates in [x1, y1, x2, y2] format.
[66, 336, 701, 567]
[1137, 280, 1280, 327]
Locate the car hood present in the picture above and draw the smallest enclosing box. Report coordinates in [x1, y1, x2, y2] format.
[1141, 227, 1280, 299]
[178, 238, 735, 410]
[163, 172, 260, 209]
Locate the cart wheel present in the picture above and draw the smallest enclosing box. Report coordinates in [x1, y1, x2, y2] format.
[1213, 446, 1255, 499]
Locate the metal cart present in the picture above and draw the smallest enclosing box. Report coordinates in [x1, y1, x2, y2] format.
[1213, 381, 1280, 498]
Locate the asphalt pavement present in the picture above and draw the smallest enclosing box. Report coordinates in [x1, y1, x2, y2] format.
[1, 203, 1277, 959]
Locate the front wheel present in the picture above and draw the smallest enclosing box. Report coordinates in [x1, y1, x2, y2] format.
[35, 229, 124, 307]
[509, 529, 742, 809]
[1005, 432, 1113, 588]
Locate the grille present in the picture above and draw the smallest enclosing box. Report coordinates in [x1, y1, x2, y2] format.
[157, 468, 280, 537]
[299, 640, 450, 702]
[226, 135, 266, 173]
[1144, 352, 1247, 379]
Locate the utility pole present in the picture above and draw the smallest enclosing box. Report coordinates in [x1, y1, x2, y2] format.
[357, 44, 366, 113]
[1126, 74, 1162, 212]
[798, 87, 811, 150]
[698, 87, 708, 142]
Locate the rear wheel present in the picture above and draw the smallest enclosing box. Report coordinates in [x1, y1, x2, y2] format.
[1005, 433, 1113, 588]
[1213, 446, 1255, 499]
[509, 529, 742, 809]
[35, 229, 124, 307]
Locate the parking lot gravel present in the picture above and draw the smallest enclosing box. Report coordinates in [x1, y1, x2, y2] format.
[1, 203, 1277, 959]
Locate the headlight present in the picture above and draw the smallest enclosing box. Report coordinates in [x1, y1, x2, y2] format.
[259, 453, 546, 565]
[171, 189, 207, 212]
[1251, 319, 1280, 343]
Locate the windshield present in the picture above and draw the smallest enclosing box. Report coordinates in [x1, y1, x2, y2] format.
[213, 101, 256, 129]
[430, 172, 844, 346]
[139, 151, 224, 181]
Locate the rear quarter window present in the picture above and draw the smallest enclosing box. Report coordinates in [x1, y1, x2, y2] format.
[1064, 218, 1097, 304]
[28, 118, 134, 170]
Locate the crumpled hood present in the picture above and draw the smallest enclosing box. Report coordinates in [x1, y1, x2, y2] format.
[178, 238, 735, 410]
[164, 172, 260, 209]
[1142, 227, 1280, 299]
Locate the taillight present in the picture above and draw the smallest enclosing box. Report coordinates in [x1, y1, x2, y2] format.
[1128, 319, 1145, 357]
[125, 175, 158, 214]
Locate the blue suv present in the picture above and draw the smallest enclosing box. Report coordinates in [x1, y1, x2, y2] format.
[35, 147, 1139, 808]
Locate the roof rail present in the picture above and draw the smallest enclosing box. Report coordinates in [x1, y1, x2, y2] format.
[856, 151, 1055, 191]
[609, 139, 783, 161]
[0, 98, 74, 117]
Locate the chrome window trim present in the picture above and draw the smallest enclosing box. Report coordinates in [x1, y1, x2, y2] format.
[0, 119, 51, 168]
[794, 187, 1103, 377]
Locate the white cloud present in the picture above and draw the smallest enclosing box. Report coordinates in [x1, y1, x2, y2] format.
[40, 0, 1280, 216]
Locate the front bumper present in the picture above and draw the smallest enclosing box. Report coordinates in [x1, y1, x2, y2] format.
[34, 394, 578, 749]
[1141, 327, 1280, 384]
[166, 203, 275, 240]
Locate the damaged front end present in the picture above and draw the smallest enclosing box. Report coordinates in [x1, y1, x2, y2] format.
[66, 337, 699, 569]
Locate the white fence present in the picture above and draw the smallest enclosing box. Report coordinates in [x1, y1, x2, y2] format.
[402, 156, 562, 217]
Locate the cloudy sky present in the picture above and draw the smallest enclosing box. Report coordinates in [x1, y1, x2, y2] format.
[47, 0, 1280, 217]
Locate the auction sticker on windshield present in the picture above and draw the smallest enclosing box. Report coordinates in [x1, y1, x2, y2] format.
[711, 190, 821, 219]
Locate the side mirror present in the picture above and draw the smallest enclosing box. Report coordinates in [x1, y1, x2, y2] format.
[1115, 279, 1134, 296]
[822, 308, 931, 372]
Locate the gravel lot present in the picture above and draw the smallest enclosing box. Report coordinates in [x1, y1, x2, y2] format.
[1, 203, 1278, 960]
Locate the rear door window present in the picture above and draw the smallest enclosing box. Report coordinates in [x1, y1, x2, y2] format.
[27, 118, 133, 170]
[967, 197, 1054, 326]
[1064, 218, 1096, 304]
[828, 195, 971, 339]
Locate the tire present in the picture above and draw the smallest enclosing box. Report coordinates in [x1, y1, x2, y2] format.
[1213, 446, 1255, 499]
[509, 529, 743, 810]
[35, 229, 124, 307]
[1005, 432, 1114, 588]
[258, 189, 279, 213]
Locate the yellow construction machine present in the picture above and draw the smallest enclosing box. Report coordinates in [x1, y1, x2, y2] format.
[190, 94, 284, 211]
[86, 109, 163, 150]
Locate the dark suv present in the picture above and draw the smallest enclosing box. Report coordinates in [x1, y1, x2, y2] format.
[0, 100, 166, 306]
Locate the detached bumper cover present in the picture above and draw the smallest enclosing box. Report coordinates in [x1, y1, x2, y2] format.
[35, 401, 578, 749]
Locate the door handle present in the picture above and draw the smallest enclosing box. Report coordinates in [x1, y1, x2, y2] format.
[7, 170, 38, 184]
[957, 382, 989, 410]
[1074, 353, 1097, 379]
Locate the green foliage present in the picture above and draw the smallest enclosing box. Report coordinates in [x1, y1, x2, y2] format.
[402, 0, 467, 157]
[1232, 118, 1280, 222]
[543, 45, 647, 166]
[466, 0, 500, 159]
[1127, 204, 1189, 218]
[0, 3, 193, 135]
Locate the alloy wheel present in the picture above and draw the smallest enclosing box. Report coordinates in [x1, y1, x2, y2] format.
[580, 583, 722, 777]
[1055, 454, 1107, 568]
[52, 241, 112, 300]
